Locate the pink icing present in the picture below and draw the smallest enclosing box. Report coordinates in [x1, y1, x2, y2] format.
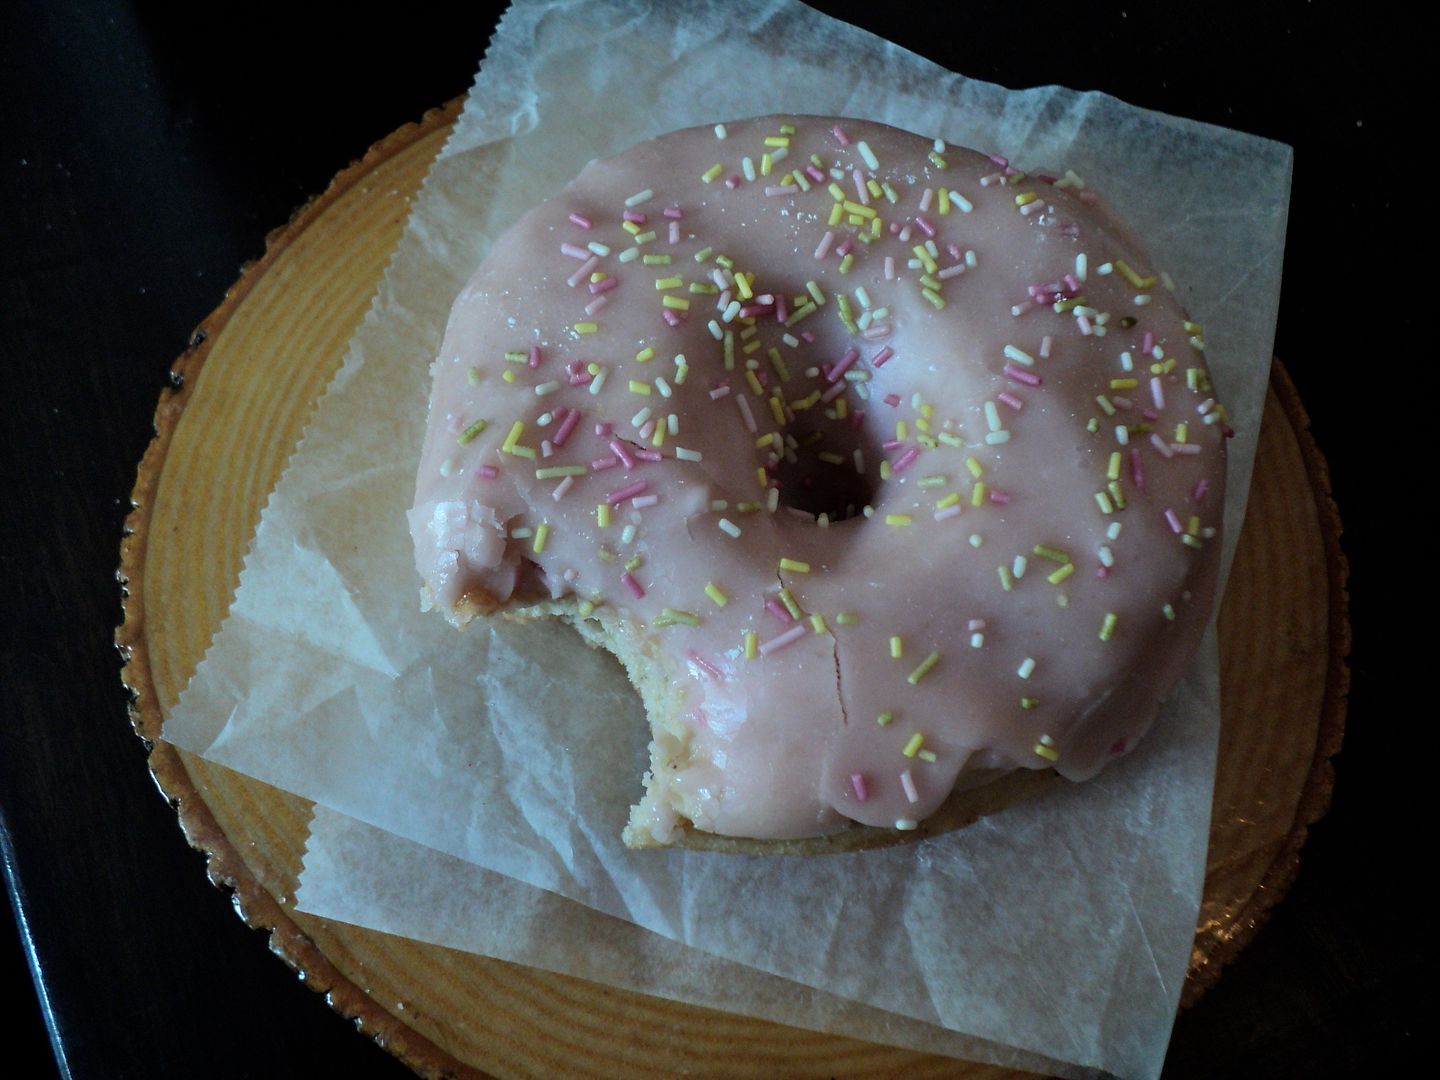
[409, 116, 1227, 843]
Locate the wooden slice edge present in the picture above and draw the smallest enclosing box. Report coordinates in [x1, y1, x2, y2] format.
[116, 96, 479, 1080]
[1178, 360, 1351, 1008]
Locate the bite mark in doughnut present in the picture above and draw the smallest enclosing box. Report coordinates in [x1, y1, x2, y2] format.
[408, 116, 1229, 847]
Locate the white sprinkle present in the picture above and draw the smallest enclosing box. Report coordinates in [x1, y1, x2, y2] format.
[1120, 351, 1134, 372]
[1012, 555, 1027, 579]
[707, 320, 723, 341]
[675, 447, 702, 462]
[534, 381, 560, 397]
[1017, 657, 1036, 679]
[895, 818, 918, 831]
[589, 368, 608, 395]
[964, 249, 978, 267]
[969, 632, 984, 648]
[587, 242, 611, 257]
[742, 156, 756, 182]
[1003, 345, 1034, 367]
[1097, 262, 1114, 275]
[1098, 545, 1115, 567]
[1134, 294, 1152, 306]
[952, 192, 974, 213]
[1107, 522, 1123, 540]
[1114, 425, 1129, 445]
[667, 414, 678, 435]
[1151, 377, 1166, 410]
[1075, 253, 1088, 282]
[1039, 334, 1053, 359]
[714, 124, 727, 140]
[631, 407, 652, 428]
[736, 394, 757, 433]
[969, 533, 983, 548]
[853, 448, 865, 474]
[552, 476, 574, 500]
[632, 494, 659, 509]
[856, 140, 879, 169]
[618, 247, 639, 263]
[722, 300, 742, 323]
[718, 518, 741, 538]
[655, 376, 673, 399]
[620, 524, 636, 544]
[984, 401, 1002, 432]
[984, 431, 1011, 445]
[624, 188, 654, 207]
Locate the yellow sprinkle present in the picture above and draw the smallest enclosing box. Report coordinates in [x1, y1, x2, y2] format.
[653, 277, 681, 292]
[760, 153, 773, 176]
[809, 614, 828, 634]
[1099, 612, 1118, 641]
[838, 253, 854, 275]
[629, 380, 651, 396]
[1175, 422, 1189, 443]
[529, 523, 551, 554]
[835, 612, 858, 626]
[1033, 742, 1060, 762]
[1015, 191, 1038, 207]
[937, 432, 963, 447]
[596, 504, 611, 528]
[702, 163, 724, 183]
[456, 419, 488, 445]
[661, 295, 691, 311]
[998, 565, 1013, 592]
[1021, 697, 1039, 710]
[964, 455, 984, 479]
[971, 481, 988, 507]
[1187, 515, 1201, 536]
[501, 369, 517, 383]
[827, 201, 843, 226]
[895, 420, 909, 440]
[764, 135, 790, 147]
[1114, 258, 1156, 289]
[889, 635, 903, 660]
[937, 187, 951, 215]
[635, 348, 656, 364]
[651, 422, 666, 448]
[744, 630, 758, 660]
[935, 492, 962, 510]
[877, 710, 894, 727]
[642, 254, 672, 266]
[1110, 378, 1138, 390]
[501, 420, 525, 453]
[843, 200, 876, 219]
[704, 583, 729, 608]
[743, 369, 763, 397]
[921, 288, 946, 310]
[928, 151, 947, 169]
[779, 558, 811, 574]
[902, 732, 925, 758]
[879, 460, 892, 481]
[1033, 544, 1071, 563]
[827, 182, 846, 201]
[885, 514, 913, 527]
[1047, 563, 1075, 585]
[575, 322, 599, 335]
[1095, 491, 1115, 514]
[768, 395, 786, 425]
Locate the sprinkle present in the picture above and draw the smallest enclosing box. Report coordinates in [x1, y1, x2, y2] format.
[457, 419, 488, 445]
[534, 465, 587, 480]
[702, 163, 724, 183]
[907, 652, 940, 685]
[607, 480, 648, 506]
[851, 773, 869, 802]
[704, 583, 729, 608]
[625, 188, 654, 207]
[809, 614, 828, 635]
[621, 571, 645, 598]
[656, 608, 701, 628]
[902, 732, 925, 758]
[1047, 563, 1075, 585]
[856, 140, 879, 169]
[759, 624, 807, 656]
[743, 630, 758, 659]
[835, 612, 858, 626]
[895, 819, 918, 831]
[596, 504, 611, 528]
[889, 635, 903, 660]
[718, 518, 741, 538]
[885, 514, 913, 527]
[1033, 742, 1060, 762]
[1017, 657, 1036, 679]
[779, 558, 811, 574]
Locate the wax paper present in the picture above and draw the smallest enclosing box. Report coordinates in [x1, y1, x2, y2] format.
[165, 1, 1291, 1075]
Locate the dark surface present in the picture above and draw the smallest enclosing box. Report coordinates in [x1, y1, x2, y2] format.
[0, 1, 1419, 1077]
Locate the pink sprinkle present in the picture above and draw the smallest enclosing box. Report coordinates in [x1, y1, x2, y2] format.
[589, 276, 618, 295]
[1193, 478, 1210, 502]
[829, 347, 860, 383]
[821, 380, 848, 404]
[1063, 273, 1080, 293]
[552, 476, 574, 500]
[882, 439, 904, 451]
[758, 624, 807, 656]
[687, 650, 723, 681]
[934, 504, 962, 522]
[528, 346, 542, 369]
[1164, 508, 1183, 534]
[872, 346, 895, 368]
[947, 243, 962, 260]
[835, 238, 853, 258]
[1142, 331, 1155, 354]
[621, 571, 645, 599]
[584, 296, 608, 316]
[1113, 396, 1134, 409]
[765, 599, 794, 625]
[1150, 433, 1175, 459]
[477, 465, 498, 479]
[1110, 738, 1128, 756]
[632, 494, 659, 509]
[623, 209, 646, 224]
[739, 304, 774, 319]
[988, 153, 1009, 167]
[607, 480, 648, 505]
[633, 448, 662, 462]
[595, 421, 613, 437]
[638, 420, 656, 440]
[668, 221, 679, 244]
[566, 255, 599, 288]
[708, 385, 731, 400]
[663, 206, 683, 219]
[883, 393, 902, 408]
[560, 242, 591, 260]
[814, 230, 835, 259]
[832, 125, 850, 146]
[725, 175, 741, 189]
[997, 392, 1025, 411]
[568, 212, 592, 229]
[805, 165, 826, 183]
[1171, 443, 1202, 456]
[775, 293, 788, 322]
[1150, 377, 1166, 410]
[591, 456, 619, 472]
[1130, 447, 1146, 489]
[1004, 364, 1041, 387]
[850, 410, 866, 430]
[967, 619, 986, 631]
[662, 307, 685, 328]
[892, 447, 920, 472]
[853, 169, 869, 202]
[988, 490, 1012, 505]
[900, 769, 919, 804]
[800, 331, 816, 343]
[691, 707, 708, 727]
[569, 371, 593, 386]
[553, 409, 581, 447]
[914, 214, 936, 238]
[850, 773, 869, 802]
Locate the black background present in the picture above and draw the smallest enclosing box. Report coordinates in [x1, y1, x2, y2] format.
[1, 1, 1421, 1077]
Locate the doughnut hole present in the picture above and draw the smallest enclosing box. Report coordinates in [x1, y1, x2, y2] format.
[772, 414, 883, 522]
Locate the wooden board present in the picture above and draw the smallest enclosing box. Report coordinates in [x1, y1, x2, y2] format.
[117, 99, 1348, 1078]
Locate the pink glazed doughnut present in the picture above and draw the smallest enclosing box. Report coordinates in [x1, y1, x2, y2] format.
[408, 116, 1229, 850]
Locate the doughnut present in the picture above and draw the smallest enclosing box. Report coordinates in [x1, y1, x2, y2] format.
[408, 116, 1229, 849]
